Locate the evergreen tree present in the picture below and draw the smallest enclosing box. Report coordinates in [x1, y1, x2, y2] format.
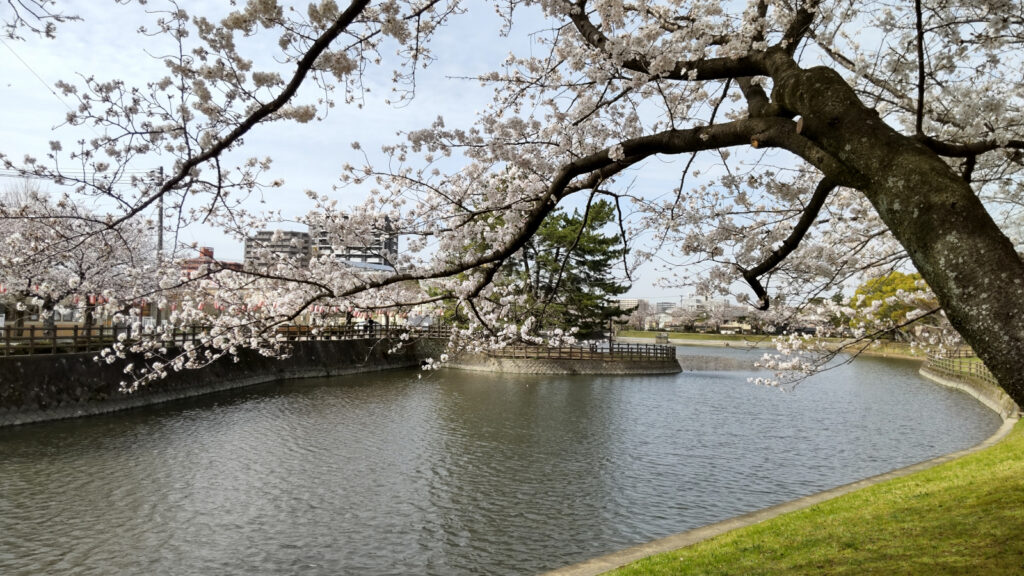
[848, 271, 945, 341]
[508, 199, 629, 337]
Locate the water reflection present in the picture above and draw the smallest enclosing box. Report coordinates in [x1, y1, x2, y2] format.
[0, 348, 1001, 575]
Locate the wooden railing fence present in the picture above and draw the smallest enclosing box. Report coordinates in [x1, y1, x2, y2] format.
[924, 348, 999, 387]
[1, 325, 675, 363]
[488, 342, 676, 361]
[0, 324, 451, 357]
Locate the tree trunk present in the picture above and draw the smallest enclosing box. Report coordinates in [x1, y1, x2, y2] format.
[15, 308, 24, 337]
[42, 300, 56, 338]
[84, 305, 95, 334]
[770, 58, 1024, 407]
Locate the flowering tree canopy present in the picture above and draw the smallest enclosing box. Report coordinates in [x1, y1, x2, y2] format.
[3, 0, 1024, 404]
[0, 181, 158, 333]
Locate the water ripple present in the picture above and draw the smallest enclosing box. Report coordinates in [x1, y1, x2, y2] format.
[0, 351, 1001, 575]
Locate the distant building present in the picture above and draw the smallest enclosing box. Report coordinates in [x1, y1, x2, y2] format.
[656, 301, 675, 314]
[180, 247, 243, 275]
[679, 294, 728, 312]
[614, 298, 640, 311]
[311, 218, 398, 270]
[244, 230, 312, 269]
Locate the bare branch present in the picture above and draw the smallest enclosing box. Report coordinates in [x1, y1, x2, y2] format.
[2, 0, 79, 40]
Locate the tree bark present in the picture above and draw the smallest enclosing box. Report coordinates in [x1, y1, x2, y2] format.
[768, 54, 1024, 406]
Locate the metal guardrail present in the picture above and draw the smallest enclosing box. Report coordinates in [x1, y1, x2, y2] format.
[924, 348, 999, 387]
[488, 342, 676, 361]
[0, 324, 451, 356]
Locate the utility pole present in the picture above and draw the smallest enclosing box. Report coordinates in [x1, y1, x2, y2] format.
[157, 166, 164, 258]
[154, 166, 164, 327]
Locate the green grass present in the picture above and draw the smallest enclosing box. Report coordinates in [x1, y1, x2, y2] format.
[617, 331, 925, 358]
[610, 420, 1024, 576]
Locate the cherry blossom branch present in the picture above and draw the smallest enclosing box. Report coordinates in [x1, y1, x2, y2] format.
[105, 0, 374, 230]
[2, 0, 79, 39]
[739, 177, 839, 310]
[567, 0, 762, 81]
[781, 0, 823, 56]
[762, 307, 947, 391]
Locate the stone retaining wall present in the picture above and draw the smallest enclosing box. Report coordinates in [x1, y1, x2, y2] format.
[0, 338, 445, 427]
[919, 366, 1021, 421]
[447, 353, 682, 375]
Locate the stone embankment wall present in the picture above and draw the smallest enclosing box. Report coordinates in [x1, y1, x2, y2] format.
[0, 338, 444, 427]
[447, 353, 682, 375]
[919, 366, 1021, 421]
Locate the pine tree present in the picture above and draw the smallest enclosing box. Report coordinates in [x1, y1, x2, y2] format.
[511, 199, 629, 337]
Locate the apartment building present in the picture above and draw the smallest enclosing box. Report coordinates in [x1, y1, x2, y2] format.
[310, 219, 398, 271]
[243, 230, 313, 269]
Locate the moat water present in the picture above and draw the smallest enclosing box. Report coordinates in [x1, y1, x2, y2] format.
[0, 346, 1001, 575]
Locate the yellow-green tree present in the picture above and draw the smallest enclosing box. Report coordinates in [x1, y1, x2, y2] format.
[850, 271, 938, 337]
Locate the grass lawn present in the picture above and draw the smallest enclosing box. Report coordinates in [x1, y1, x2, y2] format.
[610, 419, 1024, 576]
[617, 331, 924, 358]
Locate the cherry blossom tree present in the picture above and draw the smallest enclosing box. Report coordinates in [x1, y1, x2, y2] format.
[3, 1, 1024, 405]
[1, 0, 78, 40]
[0, 181, 158, 335]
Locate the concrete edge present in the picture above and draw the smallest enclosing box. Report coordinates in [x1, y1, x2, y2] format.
[1, 360, 424, 427]
[542, 414, 1019, 576]
[445, 352, 682, 375]
[444, 362, 682, 376]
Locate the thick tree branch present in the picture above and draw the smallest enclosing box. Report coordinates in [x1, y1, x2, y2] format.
[919, 135, 1024, 157]
[737, 77, 790, 119]
[740, 176, 839, 310]
[327, 119, 833, 312]
[962, 155, 977, 182]
[781, 0, 823, 55]
[567, 0, 762, 81]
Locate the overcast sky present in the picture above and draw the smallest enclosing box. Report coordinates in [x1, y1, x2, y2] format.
[0, 1, 708, 303]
